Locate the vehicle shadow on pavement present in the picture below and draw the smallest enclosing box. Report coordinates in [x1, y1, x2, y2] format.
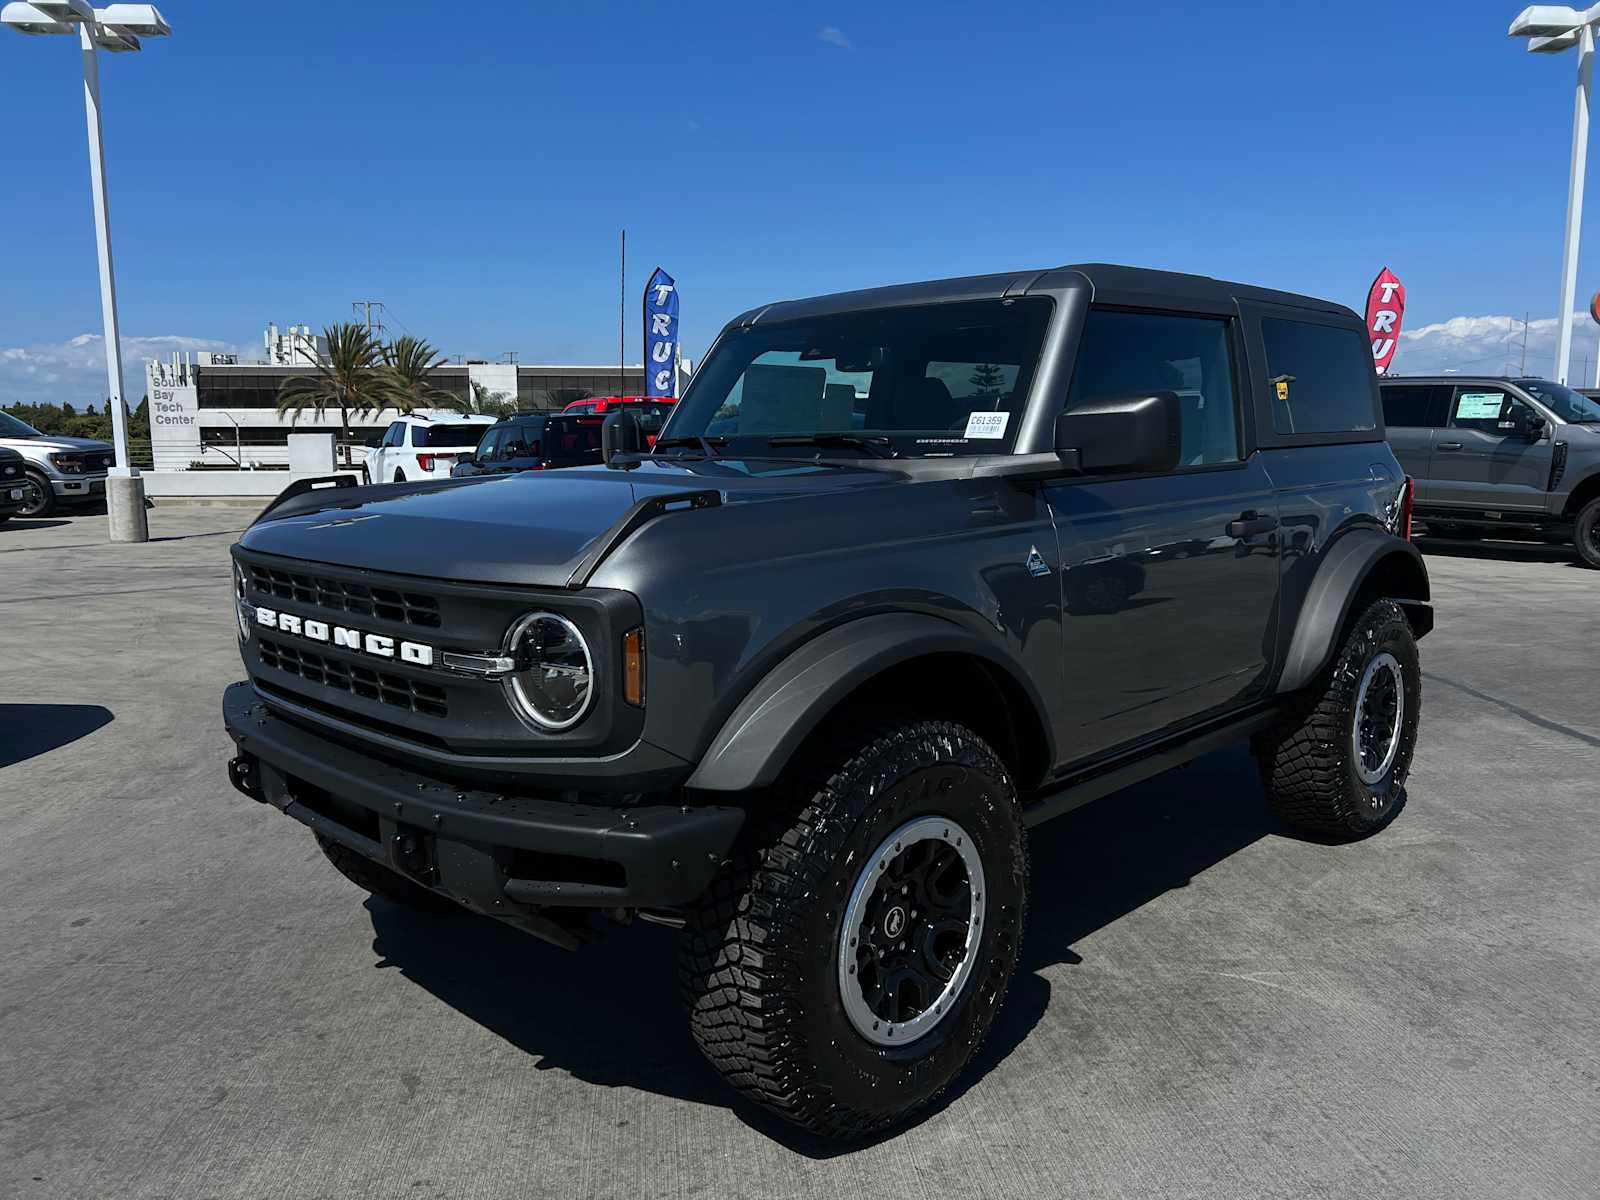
[363, 743, 1287, 1157]
[0, 519, 72, 536]
[0, 703, 114, 768]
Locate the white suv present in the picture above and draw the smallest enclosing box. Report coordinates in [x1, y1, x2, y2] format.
[364, 413, 496, 484]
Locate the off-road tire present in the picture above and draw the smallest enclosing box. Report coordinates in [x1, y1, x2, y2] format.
[18, 471, 55, 518]
[678, 720, 1028, 1139]
[1256, 598, 1420, 839]
[1574, 497, 1600, 569]
[313, 832, 456, 913]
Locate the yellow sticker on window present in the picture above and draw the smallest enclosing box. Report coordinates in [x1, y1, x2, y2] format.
[1275, 380, 1290, 402]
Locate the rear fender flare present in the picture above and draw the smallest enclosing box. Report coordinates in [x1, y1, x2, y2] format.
[1276, 529, 1430, 694]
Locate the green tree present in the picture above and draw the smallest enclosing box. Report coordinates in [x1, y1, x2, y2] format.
[969, 363, 1008, 403]
[465, 379, 517, 418]
[379, 335, 458, 413]
[275, 323, 386, 466]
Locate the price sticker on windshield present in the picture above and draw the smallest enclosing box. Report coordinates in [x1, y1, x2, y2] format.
[963, 411, 1010, 439]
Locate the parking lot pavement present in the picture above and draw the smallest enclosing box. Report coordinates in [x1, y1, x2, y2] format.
[1, 512, 1596, 1200]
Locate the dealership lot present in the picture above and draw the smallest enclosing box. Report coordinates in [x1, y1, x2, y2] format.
[1, 510, 1596, 1199]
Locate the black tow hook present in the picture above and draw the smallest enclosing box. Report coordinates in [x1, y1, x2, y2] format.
[228, 755, 266, 803]
[392, 829, 434, 880]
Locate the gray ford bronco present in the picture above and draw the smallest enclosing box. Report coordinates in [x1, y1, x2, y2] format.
[223, 264, 1432, 1138]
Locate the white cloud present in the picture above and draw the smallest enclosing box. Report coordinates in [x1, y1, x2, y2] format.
[819, 25, 852, 50]
[1393, 312, 1600, 380]
[0, 333, 251, 407]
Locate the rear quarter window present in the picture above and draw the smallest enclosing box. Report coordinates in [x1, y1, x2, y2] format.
[1261, 318, 1379, 438]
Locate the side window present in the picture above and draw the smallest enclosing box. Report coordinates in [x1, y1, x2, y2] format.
[478, 429, 505, 462]
[1261, 318, 1378, 436]
[381, 422, 404, 448]
[1067, 309, 1240, 467]
[1449, 388, 1525, 435]
[1380, 384, 1445, 428]
[504, 424, 531, 457]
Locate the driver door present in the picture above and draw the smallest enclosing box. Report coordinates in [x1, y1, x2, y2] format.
[1431, 387, 1552, 511]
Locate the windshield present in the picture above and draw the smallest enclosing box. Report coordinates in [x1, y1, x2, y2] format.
[415, 423, 490, 447]
[663, 298, 1052, 457]
[1517, 379, 1600, 423]
[0, 411, 42, 438]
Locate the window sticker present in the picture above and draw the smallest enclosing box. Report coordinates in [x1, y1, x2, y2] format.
[1456, 393, 1504, 421]
[963, 411, 1010, 439]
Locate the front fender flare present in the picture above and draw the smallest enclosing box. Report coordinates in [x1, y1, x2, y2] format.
[684, 612, 1051, 793]
[1276, 529, 1430, 695]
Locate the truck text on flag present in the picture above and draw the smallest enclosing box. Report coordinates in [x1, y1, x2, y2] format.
[1364, 267, 1406, 375]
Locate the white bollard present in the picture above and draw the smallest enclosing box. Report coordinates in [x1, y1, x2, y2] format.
[107, 469, 149, 543]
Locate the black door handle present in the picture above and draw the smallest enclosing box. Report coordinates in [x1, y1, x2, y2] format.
[1437, 442, 1463, 451]
[1227, 511, 1278, 538]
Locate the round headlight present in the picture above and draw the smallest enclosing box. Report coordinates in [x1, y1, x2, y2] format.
[234, 564, 252, 641]
[503, 612, 593, 730]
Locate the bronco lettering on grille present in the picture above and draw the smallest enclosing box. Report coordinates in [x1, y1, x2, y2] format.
[252, 605, 435, 666]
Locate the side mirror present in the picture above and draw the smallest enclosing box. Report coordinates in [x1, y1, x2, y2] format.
[602, 409, 643, 466]
[1055, 391, 1182, 474]
[1512, 409, 1546, 440]
[364, 436, 381, 448]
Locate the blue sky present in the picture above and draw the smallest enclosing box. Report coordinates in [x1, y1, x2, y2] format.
[5, 0, 1600, 403]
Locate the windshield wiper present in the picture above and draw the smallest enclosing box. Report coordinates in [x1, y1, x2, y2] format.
[651, 435, 728, 457]
[765, 433, 897, 458]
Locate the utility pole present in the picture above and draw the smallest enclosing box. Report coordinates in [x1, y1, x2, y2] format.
[619, 229, 626, 392]
[1521, 311, 1530, 374]
[352, 299, 387, 343]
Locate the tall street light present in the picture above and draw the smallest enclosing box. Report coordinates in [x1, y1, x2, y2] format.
[2, 1, 170, 542]
[1510, 5, 1600, 384]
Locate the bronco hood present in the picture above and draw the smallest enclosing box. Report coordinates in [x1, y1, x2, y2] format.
[236, 459, 900, 587]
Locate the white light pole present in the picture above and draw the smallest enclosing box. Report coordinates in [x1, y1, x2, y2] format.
[1511, 5, 1600, 384]
[2, 1, 170, 542]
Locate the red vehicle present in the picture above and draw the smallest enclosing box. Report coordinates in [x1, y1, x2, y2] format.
[561, 394, 676, 415]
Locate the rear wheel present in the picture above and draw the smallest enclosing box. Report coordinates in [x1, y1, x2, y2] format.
[1256, 599, 1420, 839]
[1574, 497, 1600, 569]
[393, 469, 406, 483]
[18, 472, 54, 518]
[679, 719, 1027, 1139]
[314, 833, 455, 913]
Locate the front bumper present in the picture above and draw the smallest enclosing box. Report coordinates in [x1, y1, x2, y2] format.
[51, 474, 106, 500]
[223, 681, 744, 938]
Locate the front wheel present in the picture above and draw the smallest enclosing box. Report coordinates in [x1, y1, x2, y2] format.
[1574, 497, 1600, 569]
[1256, 599, 1420, 839]
[679, 719, 1028, 1139]
[17, 472, 54, 518]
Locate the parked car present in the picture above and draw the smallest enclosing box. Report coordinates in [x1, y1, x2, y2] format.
[1380, 375, 1600, 566]
[0, 447, 27, 523]
[561, 394, 675, 415]
[0, 410, 115, 517]
[224, 263, 1430, 1140]
[363, 413, 496, 483]
[451, 413, 609, 477]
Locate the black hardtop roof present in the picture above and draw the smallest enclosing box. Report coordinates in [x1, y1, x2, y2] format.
[724, 262, 1354, 330]
[1384, 375, 1558, 386]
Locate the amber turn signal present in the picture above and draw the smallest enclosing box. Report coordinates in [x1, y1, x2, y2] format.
[622, 627, 645, 707]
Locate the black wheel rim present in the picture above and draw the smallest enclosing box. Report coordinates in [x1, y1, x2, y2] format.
[838, 815, 984, 1045]
[17, 477, 47, 517]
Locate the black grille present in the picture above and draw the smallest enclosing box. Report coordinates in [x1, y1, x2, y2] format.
[248, 564, 441, 628]
[257, 637, 449, 718]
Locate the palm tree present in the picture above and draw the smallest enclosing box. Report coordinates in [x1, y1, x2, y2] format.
[275, 323, 386, 467]
[380, 335, 460, 413]
[465, 379, 517, 418]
